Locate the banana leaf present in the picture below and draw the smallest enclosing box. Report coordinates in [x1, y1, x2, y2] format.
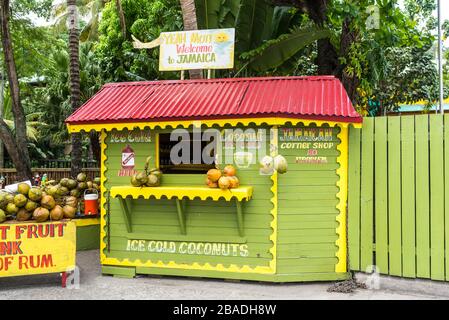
[271, 6, 294, 38]
[248, 27, 331, 72]
[194, 0, 221, 29]
[235, 0, 273, 54]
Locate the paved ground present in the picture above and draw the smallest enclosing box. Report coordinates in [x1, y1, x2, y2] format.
[0, 250, 447, 300]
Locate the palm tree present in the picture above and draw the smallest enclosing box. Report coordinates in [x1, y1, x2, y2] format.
[115, 0, 126, 39]
[0, 0, 33, 180]
[54, 0, 126, 42]
[179, 0, 203, 79]
[67, 0, 83, 178]
[0, 70, 5, 169]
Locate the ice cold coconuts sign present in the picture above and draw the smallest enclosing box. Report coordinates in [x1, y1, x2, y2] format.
[126, 240, 249, 257]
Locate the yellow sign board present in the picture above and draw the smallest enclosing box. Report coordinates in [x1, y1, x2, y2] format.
[159, 28, 235, 71]
[0, 220, 76, 277]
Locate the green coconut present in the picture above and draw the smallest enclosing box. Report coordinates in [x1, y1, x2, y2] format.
[0, 209, 6, 223]
[77, 172, 87, 182]
[14, 194, 28, 207]
[5, 193, 14, 204]
[70, 188, 81, 198]
[6, 203, 18, 215]
[17, 183, 31, 195]
[28, 187, 43, 202]
[150, 170, 162, 179]
[77, 182, 88, 190]
[24, 200, 38, 212]
[61, 186, 70, 196]
[60, 178, 70, 188]
[131, 174, 141, 187]
[273, 155, 288, 174]
[146, 174, 160, 187]
[46, 185, 59, 197]
[67, 179, 78, 190]
[0, 193, 8, 209]
[136, 171, 148, 186]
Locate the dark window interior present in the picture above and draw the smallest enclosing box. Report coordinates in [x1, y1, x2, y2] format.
[158, 133, 216, 174]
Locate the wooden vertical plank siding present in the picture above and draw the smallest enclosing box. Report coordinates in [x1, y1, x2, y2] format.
[374, 117, 388, 274]
[348, 127, 361, 271]
[445, 115, 449, 281]
[401, 116, 416, 278]
[387, 117, 402, 276]
[429, 115, 445, 280]
[360, 118, 374, 271]
[415, 115, 430, 279]
[347, 114, 449, 281]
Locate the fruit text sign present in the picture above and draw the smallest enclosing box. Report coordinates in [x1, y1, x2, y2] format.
[159, 29, 235, 71]
[0, 221, 76, 277]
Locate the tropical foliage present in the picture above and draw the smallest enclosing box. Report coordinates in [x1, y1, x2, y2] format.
[0, 0, 448, 172]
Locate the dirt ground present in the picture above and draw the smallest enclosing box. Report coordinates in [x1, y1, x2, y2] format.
[0, 250, 446, 300]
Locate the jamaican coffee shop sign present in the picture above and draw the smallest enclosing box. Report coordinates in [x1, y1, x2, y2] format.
[0, 221, 76, 277]
[159, 28, 235, 71]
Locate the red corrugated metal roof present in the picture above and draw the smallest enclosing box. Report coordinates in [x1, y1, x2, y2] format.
[66, 76, 362, 124]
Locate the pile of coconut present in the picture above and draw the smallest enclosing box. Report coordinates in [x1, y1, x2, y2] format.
[206, 165, 240, 190]
[0, 173, 100, 223]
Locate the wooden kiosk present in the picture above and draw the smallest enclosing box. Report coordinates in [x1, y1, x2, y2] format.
[66, 76, 362, 282]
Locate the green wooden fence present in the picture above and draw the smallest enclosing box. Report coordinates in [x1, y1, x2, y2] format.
[348, 114, 449, 281]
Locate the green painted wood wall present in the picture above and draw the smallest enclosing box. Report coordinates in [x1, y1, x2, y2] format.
[76, 224, 100, 251]
[277, 125, 340, 275]
[102, 124, 344, 282]
[348, 115, 449, 281]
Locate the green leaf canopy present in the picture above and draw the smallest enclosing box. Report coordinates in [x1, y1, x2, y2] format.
[248, 27, 331, 72]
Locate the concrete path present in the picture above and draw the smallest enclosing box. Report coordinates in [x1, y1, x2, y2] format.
[0, 250, 447, 300]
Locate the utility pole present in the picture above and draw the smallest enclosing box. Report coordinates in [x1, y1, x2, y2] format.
[438, 0, 444, 114]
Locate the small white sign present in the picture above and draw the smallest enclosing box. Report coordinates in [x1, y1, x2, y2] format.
[4, 180, 32, 193]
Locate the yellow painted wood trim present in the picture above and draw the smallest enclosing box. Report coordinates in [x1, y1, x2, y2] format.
[102, 257, 274, 274]
[74, 218, 100, 227]
[110, 186, 253, 201]
[155, 132, 159, 169]
[269, 126, 279, 274]
[335, 125, 349, 273]
[67, 117, 360, 133]
[100, 130, 108, 265]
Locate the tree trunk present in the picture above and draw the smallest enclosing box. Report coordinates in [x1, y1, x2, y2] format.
[179, 0, 203, 79]
[0, 72, 5, 169]
[0, 119, 29, 178]
[68, 0, 83, 178]
[0, 0, 32, 181]
[89, 131, 101, 164]
[338, 17, 359, 103]
[115, 0, 126, 39]
[316, 39, 339, 75]
[272, 0, 359, 102]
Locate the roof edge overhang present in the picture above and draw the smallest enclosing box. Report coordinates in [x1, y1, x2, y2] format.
[66, 115, 363, 133]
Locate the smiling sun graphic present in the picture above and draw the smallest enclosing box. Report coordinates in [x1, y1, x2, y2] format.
[214, 32, 230, 43]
